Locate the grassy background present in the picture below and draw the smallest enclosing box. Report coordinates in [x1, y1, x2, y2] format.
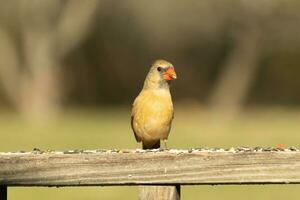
[1, 106, 300, 200]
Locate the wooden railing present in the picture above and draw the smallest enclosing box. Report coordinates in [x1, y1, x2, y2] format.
[0, 147, 300, 200]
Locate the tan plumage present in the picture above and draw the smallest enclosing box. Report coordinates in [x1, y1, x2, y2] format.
[131, 59, 177, 149]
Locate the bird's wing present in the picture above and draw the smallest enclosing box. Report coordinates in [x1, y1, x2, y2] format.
[131, 115, 141, 142]
[131, 100, 141, 142]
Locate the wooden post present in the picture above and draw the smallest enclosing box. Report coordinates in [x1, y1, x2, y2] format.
[139, 185, 180, 200]
[0, 186, 7, 200]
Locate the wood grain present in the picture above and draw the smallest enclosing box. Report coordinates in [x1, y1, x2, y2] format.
[139, 185, 180, 200]
[0, 149, 300, 186]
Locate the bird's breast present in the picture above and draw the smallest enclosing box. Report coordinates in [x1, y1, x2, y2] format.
[132, 89, 174, 140]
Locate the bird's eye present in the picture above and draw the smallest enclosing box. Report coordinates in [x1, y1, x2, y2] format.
[157, 67, 162, 71]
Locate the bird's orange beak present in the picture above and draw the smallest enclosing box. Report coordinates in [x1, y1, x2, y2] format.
[163, 67, 177, 81]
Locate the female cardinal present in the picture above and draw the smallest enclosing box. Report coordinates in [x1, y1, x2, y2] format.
[131, 59, 177, 149]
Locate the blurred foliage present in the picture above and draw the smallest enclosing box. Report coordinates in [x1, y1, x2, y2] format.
[62, 0, 300, 106]
[0, 0, 300, 109]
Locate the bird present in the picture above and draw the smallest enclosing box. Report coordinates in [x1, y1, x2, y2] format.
[131, 59, 177, 149]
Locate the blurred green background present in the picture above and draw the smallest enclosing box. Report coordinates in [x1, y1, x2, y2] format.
[1, 0, 300, 199]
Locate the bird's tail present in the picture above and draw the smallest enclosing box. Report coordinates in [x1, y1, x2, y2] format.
[142, 140, 160, 149]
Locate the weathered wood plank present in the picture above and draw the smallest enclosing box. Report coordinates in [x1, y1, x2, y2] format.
[0, 149, 300, 186]
[139, 185, 180, 200]
[0, 186, 7, 200]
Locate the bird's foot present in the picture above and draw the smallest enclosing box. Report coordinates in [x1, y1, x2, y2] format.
[162, 139, 168, 150]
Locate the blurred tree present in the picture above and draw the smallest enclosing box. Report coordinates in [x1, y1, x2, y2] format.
[0, 0, 99, 122]
[209, 24, 263, 118]
[208, 0, 296, 119]
[1, 0, 300, 117]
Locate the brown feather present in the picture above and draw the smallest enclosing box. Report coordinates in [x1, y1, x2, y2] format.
[131, 115, 141, 142]
[142, 140, 160, 149]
